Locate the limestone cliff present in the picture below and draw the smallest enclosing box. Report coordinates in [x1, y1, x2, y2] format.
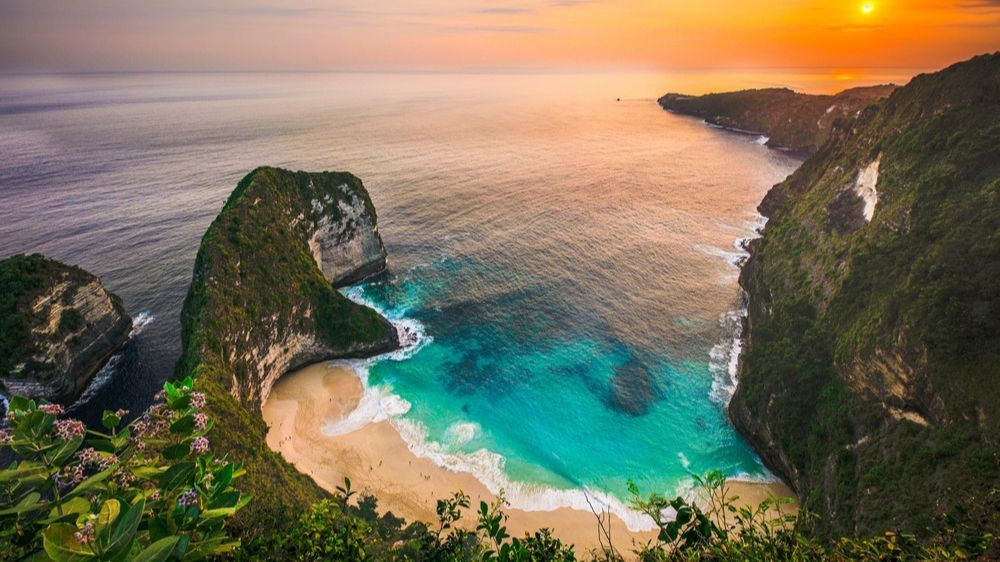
[176, 167, 399, 537]
[0, 254, 132, 404]
[731, 53, 1000, 536]
[659, 84, 896, 153]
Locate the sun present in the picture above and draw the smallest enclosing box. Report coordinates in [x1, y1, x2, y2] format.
[860, 1, 875, 14]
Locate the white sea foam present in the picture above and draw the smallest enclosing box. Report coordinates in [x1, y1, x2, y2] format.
[694, 244, 747, 269]
[677, 452, 691, 470]
[75, 310, 156, 407]
[341, 286, 432, 362]
[322, 366, 412, 436]
[332, 284, 659, 531]
[707, 213, 767, 406]
[391, 415, 657, 531]
[131, 310, 155, 336]
[444, 421, 479, 446]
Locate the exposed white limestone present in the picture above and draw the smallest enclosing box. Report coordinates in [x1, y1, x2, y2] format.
[853, 157, 880, 222]
[309, 184, 387, 286]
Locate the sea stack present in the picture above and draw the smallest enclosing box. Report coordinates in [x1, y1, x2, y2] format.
[0, 254, 132, 404]
[176, 167, 399, 534]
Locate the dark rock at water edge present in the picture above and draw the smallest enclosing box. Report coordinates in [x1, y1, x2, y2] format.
[0, 254, 132, 404]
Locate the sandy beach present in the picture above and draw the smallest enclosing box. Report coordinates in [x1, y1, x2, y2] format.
[262, 362, 796, 557]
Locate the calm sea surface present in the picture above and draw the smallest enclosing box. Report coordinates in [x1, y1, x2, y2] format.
[0, 72, 808, 516]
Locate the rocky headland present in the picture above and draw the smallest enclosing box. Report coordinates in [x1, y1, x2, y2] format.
[0, 254, 132, 405]
[176, 166, 400, 536]
[659, 84, 896, 153]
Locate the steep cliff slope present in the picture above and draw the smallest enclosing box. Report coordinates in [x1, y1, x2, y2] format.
[732, 53, 1000, 536]
[659, 84, 896, 153]
[177, 167, 399, 537]
[0, 254, 132, 404]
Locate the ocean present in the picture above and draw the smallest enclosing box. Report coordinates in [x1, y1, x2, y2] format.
[0, 71, 805, 518]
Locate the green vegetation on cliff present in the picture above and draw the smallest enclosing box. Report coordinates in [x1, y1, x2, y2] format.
[176, 167, 398, 540]
[658, 84, 895, 153]
[733, 53, 1000, 538]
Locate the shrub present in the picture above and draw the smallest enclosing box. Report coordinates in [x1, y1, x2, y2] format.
[0, 377, 247, 561]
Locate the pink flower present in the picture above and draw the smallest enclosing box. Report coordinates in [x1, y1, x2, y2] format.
[112, 467, 135, 488]
[53, 419, 85, 441]
[39, 403, 65, 416]
[190, 437, 210, 455]
[190, 392, 206, 410]
[74, 521, 95, 545]
[178, 488, 199, 507]
[194, 413, 208, 431]
[0, 429, 12, 445]
[54, 465, 85, 489]
[76, 447, 99, 466]
[96, 454, 118, 470]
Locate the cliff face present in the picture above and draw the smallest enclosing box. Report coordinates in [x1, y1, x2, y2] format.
[658, 84, 896, 153]
[731, 53, 1000, 536]
[177, 167, 399, 537]
[0, 254, 132, 404]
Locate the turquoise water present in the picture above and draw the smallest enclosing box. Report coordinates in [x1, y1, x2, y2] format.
[0, 72, 799, 515]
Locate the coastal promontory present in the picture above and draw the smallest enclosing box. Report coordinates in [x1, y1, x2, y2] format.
[0, 254, 132, 405]
[732, 52, 1000, 536]
[658, 84, 896, 153]
[176, 166, 400, 537]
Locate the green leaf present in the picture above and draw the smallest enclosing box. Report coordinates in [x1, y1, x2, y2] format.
[101, 410, 122, 431]
[132, 465, 168, 480]
[169, 415, 195, 435]
[44, 436, 83, 466]
[53, 497, 93, 519]
[207, 491, 240, 509]
[63, 466, 114, 500]
[0, 491, 42, 516]
[158, 461, 195, 490]
[211, 464, 234, 496]
[163, 443, 190, 460]
[43, 523, 95, 562]
[0, 461, 49, 485]
[131, 536, 181, 562]
[9, 396, 32, 413]
[103, 498, 144, 557]
[95, 499, 121, 537]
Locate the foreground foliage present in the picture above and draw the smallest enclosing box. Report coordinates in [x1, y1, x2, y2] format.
[0, 378, 247, 561]
[239, 471, 996, 561]
[2, 384, 994, 561]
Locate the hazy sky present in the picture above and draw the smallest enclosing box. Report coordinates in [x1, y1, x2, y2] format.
[1, 0, 998, 72]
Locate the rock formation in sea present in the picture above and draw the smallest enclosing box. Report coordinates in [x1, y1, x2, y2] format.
[176, 166, 399, 537]
[658, 84, 896, 153]
[730, 52, 1000, 536]
[0, 254, 132, 404]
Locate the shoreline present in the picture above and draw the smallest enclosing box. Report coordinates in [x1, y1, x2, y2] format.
[262, 361, 796, 557]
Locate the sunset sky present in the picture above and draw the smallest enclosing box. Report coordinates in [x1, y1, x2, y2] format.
[1, 0, 998, 73]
